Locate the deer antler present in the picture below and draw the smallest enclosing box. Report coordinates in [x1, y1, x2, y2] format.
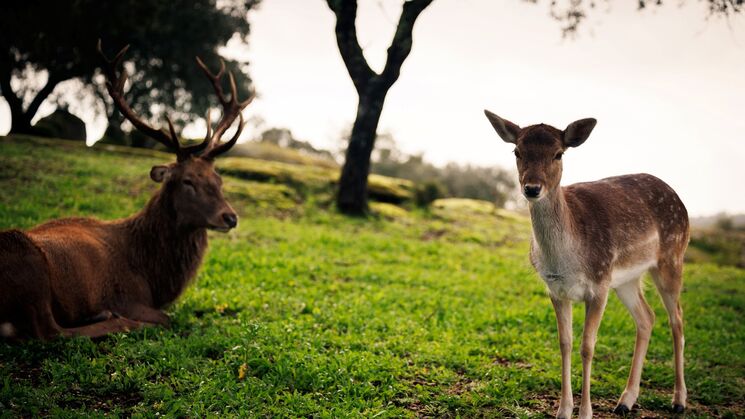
[195, 56, 254, 159]
[97, 40, 210, 161]
[97, 40, 252, 161]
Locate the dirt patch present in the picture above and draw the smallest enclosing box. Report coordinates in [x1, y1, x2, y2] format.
[525, 393, 745, 418]
[5, 361, 45, 387]
[421, 229, 447, 241]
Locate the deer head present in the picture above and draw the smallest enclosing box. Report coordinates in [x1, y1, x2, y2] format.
[98, 41, 253, 232]
[484, 110, 596, 202]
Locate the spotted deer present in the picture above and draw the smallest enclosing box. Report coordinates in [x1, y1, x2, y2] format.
[0, 42, 252, 340]
[484, 110, 689, 418]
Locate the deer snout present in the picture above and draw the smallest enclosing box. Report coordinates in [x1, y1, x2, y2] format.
[523, 184, 542, 199]
[222, 212, 238, 229]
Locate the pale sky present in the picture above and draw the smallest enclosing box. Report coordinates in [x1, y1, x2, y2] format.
[2, 0, 744, 217]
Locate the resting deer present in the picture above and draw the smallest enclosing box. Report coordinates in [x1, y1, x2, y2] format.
[0, 42, 252, 340]
[484, 111, 689, 418]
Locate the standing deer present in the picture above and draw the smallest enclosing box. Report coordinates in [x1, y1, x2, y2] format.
[0, 42, 252, 340]
[483, 111, 688, 418]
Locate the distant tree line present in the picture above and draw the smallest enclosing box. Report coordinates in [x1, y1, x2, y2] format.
[370, 134, 516, 207]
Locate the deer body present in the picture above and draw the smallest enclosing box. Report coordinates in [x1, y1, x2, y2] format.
[0, 42, 252, 340]
[532, 174, 688, 302]
[484, 112, 688, 418]
[1, 192, 208, 338]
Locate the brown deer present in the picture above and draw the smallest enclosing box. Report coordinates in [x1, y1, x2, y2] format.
[484, 111, 689, 418]
[0, 42, 252, 340]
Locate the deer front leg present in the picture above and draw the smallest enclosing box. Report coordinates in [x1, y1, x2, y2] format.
[579, 291, 609, 419]
[119, 304, 171, 327]
[551, 297, 574, 419]
[61, 317, 149, 338]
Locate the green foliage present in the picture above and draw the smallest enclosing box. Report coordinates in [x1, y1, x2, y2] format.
[1, 135, 744, 417]
[687, 229, 745, 268]
[0, 0, 259, 132]
[415, 181, 445, 208]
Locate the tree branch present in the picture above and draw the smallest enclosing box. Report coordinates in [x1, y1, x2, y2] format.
[380, 0, 433, 87]
[326, 0, 376, 93]
[0, 53, 25, 124]
[24, 73, 61, 124]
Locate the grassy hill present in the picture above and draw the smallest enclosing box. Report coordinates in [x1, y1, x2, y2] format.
[1, 135, 744, 417]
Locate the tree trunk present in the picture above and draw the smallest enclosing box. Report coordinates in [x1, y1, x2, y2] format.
[0, 60, 60, 135]
[328, 0, 432, 215]
[337, 91, 386, 215]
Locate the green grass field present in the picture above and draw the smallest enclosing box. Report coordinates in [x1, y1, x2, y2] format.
[1, 136, 743, 418]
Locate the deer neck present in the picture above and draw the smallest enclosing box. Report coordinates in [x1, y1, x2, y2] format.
[528, 186, 577, 261]
[125, 190, 208, 308]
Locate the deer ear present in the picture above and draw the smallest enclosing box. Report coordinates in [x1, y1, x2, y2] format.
[484, 110, 521, 144]
[150, 165, 171, 183]
[563, 118, 597, 148]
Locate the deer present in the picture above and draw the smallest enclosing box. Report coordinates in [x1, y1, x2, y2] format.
[0, 41, 252, 340]
[483, 110, 689, 418]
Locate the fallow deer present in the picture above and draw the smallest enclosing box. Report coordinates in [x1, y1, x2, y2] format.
[484, 111, 689, 418]
[0, 41, 252, 340]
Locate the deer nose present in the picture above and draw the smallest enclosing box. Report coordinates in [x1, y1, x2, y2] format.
[524, 184, 542, 198]
[222, 213, 238, 228]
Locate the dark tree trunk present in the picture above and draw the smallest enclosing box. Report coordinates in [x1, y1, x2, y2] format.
[337, 91, 386, 214]
[0, 56, 60, 135]
[327, 0, 433, 215]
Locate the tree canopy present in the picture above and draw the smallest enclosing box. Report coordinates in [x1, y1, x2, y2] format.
[546, 0, 743, 36]
[0, 0, 260, 135]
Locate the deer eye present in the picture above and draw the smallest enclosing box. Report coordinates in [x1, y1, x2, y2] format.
[513, 149, 521, 159]
[182, 179, 196, 190]
[554, 152, 563, 161]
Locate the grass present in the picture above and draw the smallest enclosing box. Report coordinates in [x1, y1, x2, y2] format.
[1, 135, 744, 418]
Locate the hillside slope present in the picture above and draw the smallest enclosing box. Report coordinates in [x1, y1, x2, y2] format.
[1, 135, 743, 417]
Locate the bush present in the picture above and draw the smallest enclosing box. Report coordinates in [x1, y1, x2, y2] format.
[415, 181, 445, 208]
[30, 109, 86, 141]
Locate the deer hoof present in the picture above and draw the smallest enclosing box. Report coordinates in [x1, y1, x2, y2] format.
[613, 404, 631, 415]
[672, 404, 685, 414]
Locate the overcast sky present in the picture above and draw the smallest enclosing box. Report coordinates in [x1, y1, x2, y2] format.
[2, 0, 744, 217]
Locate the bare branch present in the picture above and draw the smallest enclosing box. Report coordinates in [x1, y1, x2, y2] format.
[380, 0, 433, 87]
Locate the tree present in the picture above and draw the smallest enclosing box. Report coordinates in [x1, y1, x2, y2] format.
[326, 0, 742, 215]
[0, 0, 259, 136]
[547, 0, 743, 36]
[326, 0, 433, 215]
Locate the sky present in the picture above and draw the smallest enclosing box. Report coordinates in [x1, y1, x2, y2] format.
[2, 0, 744, 217]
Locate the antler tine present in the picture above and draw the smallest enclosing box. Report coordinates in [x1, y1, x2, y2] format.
[204, 109, 213, 142]
[205, 112, 244, 160]
[164, 115, 180, 146]
[194, 55, 254, 159]
[195, 56, 229, 105]
[228, 71, 238, 104]
[97, 40, 185, 158]
[178, 109, 213, 156]
[226, 70, 255, 108]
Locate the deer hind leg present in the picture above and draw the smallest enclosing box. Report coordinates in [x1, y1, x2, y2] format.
[579, 289, 610, 419]
[60, 317, 150, 339]
[0, 230, 63, 340]
[650, 263, 686, 413]
[613, 278, 655, 414]
[4, 302, 64, 341]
